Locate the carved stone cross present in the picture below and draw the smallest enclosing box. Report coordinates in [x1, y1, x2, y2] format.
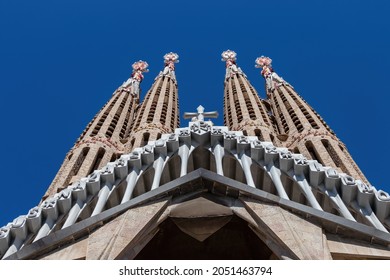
[183, 105, 219, 122]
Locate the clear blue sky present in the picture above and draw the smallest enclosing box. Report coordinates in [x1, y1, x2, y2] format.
[0, 1, 389, 226]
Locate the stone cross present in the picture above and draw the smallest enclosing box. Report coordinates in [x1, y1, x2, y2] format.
[183, 105, 218, 122]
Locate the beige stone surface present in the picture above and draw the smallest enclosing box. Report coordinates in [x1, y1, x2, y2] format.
[45, 88, 139, 198]
[327, 233, 390, 259]
[267, 83, 367, 182]
[35, 53, 380, 261]
[86, 199, 169, 260]
[242, 197, 332, 259]
[223, 72, 275, 142]
[40, 237, 88, 260]
[129, 75, 179, 151]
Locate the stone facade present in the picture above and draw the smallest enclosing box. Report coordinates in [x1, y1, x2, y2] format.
[1, 51, 388, 260]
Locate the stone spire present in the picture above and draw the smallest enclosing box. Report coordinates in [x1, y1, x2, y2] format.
[256, 55, 368, 182]
[128, 52, 180, 150]
[222, 50, 275, 142]
[44, 60, 148, 199]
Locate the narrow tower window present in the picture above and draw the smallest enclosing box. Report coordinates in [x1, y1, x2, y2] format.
[231, 78, 243, 123]
[90, 94, 120, 137]
[321, 139, 348, 174]
[106, 92, 129, 138]
[63, 147, 90, 186]
[255, 129, 264, 141]
[305, 141, 323, 164]
[110, 153, 119, 162]
[285, 88, 319, 129]
[141, 133, 150, 146]
[273, 94, 289, 134]
[120, 98, 134, 143]
[89, 148, 106, 174]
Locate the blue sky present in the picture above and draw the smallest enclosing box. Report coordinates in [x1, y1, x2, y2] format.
[0, 1, 389, 226]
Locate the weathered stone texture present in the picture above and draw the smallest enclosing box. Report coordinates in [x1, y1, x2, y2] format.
[327, 233, 390, 259]
[267, 83, 367, 182]
[223, 71, 275, 142]
[242, 197, 332, 260]
[86, 199, 168, 260]
[128, 76, 179, 152]
[33, 53, 382, 261]
[45, 88, 139, 198]
[40, 238, 88, 260]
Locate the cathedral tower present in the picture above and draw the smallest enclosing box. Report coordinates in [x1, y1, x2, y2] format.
[222, 50, 275, 142]
[255, 56, 367, 182]
[44, 61, 149, 199]
[129, 52, 180, 150]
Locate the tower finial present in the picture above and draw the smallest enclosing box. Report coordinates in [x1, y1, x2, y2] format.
[164, 52, 179, 67]
[121, 60, 149, 97]
[132, 60, 149, 74]
[255, 55, 272, 69]
[221, 49, 237, 62]
[159, 52, 179, 81]
[255, 55, 289, 93]
[221, 50, 245, 80]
